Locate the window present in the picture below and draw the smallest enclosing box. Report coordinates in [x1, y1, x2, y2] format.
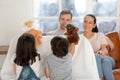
[93, 0, 117, 17]
[93, 0, 118, 33]
[34, 0, 120, 34]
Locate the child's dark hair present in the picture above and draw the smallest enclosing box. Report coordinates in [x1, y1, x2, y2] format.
[65, 24, 79, 44]
[14, 33, 40, 66]
[51, 36, 69, 58]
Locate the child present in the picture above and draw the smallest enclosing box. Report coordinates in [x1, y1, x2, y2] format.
[11, 33, 40, 80]
[65, 23, 79, 55]
[44, 36, 72, 80]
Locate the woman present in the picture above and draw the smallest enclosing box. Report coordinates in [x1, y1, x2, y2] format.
[65, 23, 99, 80]
[83, 14, 115, 80]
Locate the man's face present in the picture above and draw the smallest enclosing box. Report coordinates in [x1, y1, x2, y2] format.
[59, 14, 72, 30]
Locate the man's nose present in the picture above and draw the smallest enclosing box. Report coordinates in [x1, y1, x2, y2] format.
[63, 20, 67, 23]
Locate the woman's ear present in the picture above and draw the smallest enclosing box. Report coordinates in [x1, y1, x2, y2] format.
[93, 24, 96, 28]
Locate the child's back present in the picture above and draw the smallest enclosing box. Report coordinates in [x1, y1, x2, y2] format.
[11, 33, 41, 80]
[44, 36, 72, 80]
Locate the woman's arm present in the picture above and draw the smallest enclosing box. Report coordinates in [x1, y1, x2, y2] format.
[106, 37, 114, 51]
[45, 67, 50, 78]
[96, 33, 109, 57]
[97, 44, 108, 57]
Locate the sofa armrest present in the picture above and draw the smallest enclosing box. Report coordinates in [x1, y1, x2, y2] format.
[106, 32, 120, 68]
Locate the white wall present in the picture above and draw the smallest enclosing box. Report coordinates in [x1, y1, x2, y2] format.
[0, 0, 33, 45]
[0, 55, 6, 69]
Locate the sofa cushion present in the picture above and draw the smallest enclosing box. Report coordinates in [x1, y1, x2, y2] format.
[113, 69, 120, 80]
[106, 32, 120, 68]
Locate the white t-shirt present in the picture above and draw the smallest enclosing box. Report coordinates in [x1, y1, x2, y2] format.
[88, 33, 107, 53]
[72, 34, 99, 80]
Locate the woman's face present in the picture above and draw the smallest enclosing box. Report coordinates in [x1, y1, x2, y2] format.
[83, 16, 96, 32]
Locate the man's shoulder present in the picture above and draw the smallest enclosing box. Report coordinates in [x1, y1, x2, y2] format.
[46, 29, 59, 35]
[46, 29, 65, 35]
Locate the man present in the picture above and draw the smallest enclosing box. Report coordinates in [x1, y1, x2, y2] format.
[47, 10, 73, 35]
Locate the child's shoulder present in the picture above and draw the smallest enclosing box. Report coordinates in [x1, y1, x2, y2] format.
[63, 53, 72, 59]
[45, 54, 53, 59]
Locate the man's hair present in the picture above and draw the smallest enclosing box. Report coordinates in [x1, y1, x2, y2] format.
[14, 33, 40, 66]
[59, 10, 72, 19]
[51, 36, 69, 58]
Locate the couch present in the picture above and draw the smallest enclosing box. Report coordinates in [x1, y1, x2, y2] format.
[1, 35, 100, 80]
[106, 31, 120, 80]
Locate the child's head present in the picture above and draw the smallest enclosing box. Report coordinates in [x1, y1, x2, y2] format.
[65, 23, 79, 44]
[51, 36, 69, 58]
[14, 33, 40, 66]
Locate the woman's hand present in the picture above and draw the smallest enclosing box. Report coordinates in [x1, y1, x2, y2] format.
[97, 44, 108, 57]
[97, 50, 106, 58]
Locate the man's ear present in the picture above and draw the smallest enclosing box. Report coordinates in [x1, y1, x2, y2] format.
[59, 18, 60, 22]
